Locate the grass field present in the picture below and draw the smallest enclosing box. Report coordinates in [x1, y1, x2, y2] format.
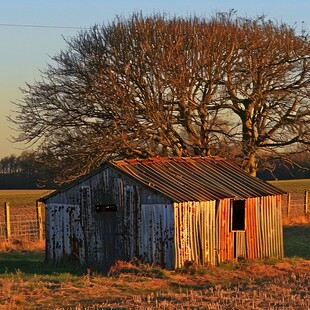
[0, 245, 308, 309]
[283, 225, 310, 259]
[0, 189, 54, 207]
[268, 178, 310, 194]
[0, 184, 308, 308]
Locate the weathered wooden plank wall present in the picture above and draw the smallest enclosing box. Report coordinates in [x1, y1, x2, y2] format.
[139, 204, 174, 269]
[80, 186, 97, 266]
[45, 204, 84, 263]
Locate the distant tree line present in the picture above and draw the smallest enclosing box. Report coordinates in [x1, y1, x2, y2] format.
[0, 152, 56, 189]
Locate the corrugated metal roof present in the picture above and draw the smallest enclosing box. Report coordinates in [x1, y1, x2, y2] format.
[110, 156, 284, 202]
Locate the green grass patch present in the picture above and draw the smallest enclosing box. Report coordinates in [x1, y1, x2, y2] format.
[0, 250, 85, 278]
[283, 225, 310, 259]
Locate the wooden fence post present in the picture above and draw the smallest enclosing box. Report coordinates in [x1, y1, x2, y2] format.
[36, 201, 44, 242]
[287, 193, 291, 217]
[305, 191, 309, 215]
[4, 202, 11, 242]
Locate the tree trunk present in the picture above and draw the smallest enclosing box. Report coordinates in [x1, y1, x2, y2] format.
[241, 103, 258, 177]
[242, 151, 257, 177]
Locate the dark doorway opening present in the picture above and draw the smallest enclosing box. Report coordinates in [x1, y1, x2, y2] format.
[232, 200, 245, 231]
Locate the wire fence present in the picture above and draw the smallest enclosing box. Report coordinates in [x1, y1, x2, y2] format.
[281, 191, 309, 219]
[0, 202, 44, 243]
[0, 192, 308, 243]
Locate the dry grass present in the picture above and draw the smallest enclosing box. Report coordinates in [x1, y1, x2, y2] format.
[269, 179, 310, 223]
[0, 225, 307, 309]
[0, 256, 308, 309]
[0, 240, 45, 252]
[0, 185, 308, 308]
[282, 214, 310, 225]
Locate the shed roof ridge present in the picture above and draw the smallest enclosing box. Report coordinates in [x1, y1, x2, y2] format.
[40, 155, 284, 203]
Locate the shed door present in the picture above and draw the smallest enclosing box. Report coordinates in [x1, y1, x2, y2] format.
[95, 210, 124, 271]
[231, 200, 246, 259]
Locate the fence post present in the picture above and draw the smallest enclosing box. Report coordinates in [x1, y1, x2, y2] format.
[287, 193, 291, 217]
[36, 201, 44, 242]
[4, 202, 11, 242]
[305, 191, 309, 215]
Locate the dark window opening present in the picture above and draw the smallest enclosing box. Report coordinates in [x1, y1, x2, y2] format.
[232, 200, 245, 231]
[95, 204, 117, 212]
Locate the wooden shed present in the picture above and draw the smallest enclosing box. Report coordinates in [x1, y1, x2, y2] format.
[41, 156, 284, 270]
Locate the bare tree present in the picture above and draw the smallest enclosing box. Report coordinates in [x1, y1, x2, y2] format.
[10, 12, 310, 182]
[219, 16, 310, 175]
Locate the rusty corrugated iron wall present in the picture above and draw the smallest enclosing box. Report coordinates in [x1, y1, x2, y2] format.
[217, 198, 233, 262]
[173, 195, 283, 268]
[174, 201, 217, 268]
[245, 195, 284, 260]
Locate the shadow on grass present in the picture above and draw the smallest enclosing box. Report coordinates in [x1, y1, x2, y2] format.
[283, 225, 310, 259]
[0, 225, 308, 277]
[0, 250, 86, 276]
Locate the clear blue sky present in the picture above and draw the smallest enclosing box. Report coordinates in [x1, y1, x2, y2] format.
[1, 0, 309, 157]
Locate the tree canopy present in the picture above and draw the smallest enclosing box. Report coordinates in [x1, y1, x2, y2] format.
[11, 12, 310, 183]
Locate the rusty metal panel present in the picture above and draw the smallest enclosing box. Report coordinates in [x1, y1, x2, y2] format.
[234, 231, 246, 258]
[174, 200, 217, 268]
[263, 195, 283, 259]
[45, 203, 84, 263]
[245, 195, 283, 260]
[245, 197, 259, 259]
[199, 201, 217, 265]
[139, 204, 174, 269]
[216, 198, 233, 263]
